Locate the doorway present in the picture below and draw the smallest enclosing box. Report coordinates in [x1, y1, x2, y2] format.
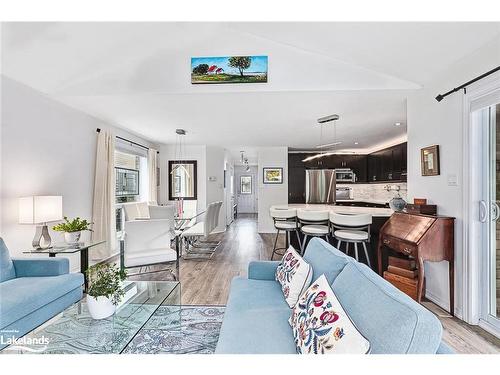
[235, 165, 258, 214]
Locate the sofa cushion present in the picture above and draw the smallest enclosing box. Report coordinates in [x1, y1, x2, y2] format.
[303, 238, 353, 284]
[0, 273, 84, 329]
[0, 238, 16, 283]
[215, 277, 296, 354]
[275, 246, 312, 308]
[331, 262, 442, 353]
[290, 274, 370, 354]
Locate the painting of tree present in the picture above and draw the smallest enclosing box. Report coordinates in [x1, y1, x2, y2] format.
[228, 56, 252, 77]
[191, 55, 268, 84]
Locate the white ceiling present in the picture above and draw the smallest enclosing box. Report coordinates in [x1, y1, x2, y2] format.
[2, 22, 500, 151]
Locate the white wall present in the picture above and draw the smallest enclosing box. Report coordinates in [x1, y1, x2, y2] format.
[407, 35, 500, 317]
[205, 146, 226, 232]
[224, 150, 235, 226]
[158, 144, 207, 210]
[257, 147, 288, 233]
[158, 144, 226, 232]
[0, 76, 158, 271]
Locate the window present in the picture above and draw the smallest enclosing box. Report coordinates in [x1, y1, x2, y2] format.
[114, 149, 148, 236]
[240, 176, 252, 194]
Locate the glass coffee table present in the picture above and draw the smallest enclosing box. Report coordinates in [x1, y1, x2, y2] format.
[4, 280, 180, 354]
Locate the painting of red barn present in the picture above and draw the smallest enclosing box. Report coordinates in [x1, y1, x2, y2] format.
[191, 56, 268, 84]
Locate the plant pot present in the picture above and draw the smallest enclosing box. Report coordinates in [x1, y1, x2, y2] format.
[87, 296, 116, 320]
[64, 231, 81, 244]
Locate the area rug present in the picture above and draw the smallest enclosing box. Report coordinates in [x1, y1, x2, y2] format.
[122, 305, 225, 354]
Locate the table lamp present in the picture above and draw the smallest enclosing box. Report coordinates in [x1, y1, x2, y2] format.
[19, 196, 63, 249]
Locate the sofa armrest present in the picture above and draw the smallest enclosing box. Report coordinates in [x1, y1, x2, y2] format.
[12, 258, 69, 277]
[248, 261, 280, 280]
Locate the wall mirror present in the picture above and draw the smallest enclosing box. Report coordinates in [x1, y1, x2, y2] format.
[168, 160, 197, 200]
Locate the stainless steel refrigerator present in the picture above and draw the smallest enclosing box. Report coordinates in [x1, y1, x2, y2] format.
[305, 169, 336, 204]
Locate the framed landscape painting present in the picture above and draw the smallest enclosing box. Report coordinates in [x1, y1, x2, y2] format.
[191, 56, 268, 84]
[263, 168, 283, 184]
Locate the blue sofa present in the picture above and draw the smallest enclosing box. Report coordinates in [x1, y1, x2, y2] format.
[216, 238, 453, 354]
[0, 238, 84, 350]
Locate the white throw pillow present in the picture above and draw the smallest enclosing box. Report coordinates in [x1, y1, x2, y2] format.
[289, 274, 371, 354]
[275, 246, 313, 308]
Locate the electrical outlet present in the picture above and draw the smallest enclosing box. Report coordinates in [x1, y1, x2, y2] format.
[447, 174, 458, 186]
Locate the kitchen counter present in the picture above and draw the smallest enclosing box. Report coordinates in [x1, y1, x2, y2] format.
[336, 199, 390, 205]
[277, 203, 394, 217]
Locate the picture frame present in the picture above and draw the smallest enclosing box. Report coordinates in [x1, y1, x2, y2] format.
[191, 56, 268, 84]
[263, 167, 283, 184]
[421, 145, 440, 176]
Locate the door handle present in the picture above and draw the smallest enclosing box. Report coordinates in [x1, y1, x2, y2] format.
[493, 201, 500, 222]
[479, 200, 487, 223]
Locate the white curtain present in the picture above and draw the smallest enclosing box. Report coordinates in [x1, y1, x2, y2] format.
[148, 148, 158, 204]
[91, 130, 116, 260]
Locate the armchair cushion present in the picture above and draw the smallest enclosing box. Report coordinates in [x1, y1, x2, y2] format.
[248, 261, 280, 280]
[0, 238, 16, 282]
[12, 257, 69, 277]
[0, 273, 83, 329]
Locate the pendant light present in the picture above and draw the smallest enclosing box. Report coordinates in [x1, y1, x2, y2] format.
[171, 129, 190, 177]
[302, 114, 340, 162]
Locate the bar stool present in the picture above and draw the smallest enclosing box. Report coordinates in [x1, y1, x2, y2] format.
[297, 209, 330, 254]
[330, 212, 372, 267]
[269, 207, 301, 260]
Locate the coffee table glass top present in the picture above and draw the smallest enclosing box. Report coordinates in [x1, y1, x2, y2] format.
[22, 240, 105, 254]
[6, 280, 180, 354]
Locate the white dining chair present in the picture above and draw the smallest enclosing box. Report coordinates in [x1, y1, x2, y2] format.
[120, 204, 179, 279]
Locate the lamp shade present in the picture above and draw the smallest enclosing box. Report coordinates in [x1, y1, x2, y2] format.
[19, 196, 63, 224]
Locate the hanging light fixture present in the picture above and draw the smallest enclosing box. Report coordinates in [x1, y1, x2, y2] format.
[240, 151, 251, 172]
[170, 129, 190, 177]
[302, 115, 340, 162]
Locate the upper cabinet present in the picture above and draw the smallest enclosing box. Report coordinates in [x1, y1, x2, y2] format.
[367, 142, 407, 182]
[288, 142, 406, 185]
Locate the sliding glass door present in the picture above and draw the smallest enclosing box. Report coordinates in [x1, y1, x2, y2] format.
[476, 102, 500, 334]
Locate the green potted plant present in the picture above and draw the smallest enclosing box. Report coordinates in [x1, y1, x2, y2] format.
[85, 263, 127, 319]
[53, 216, 92, 244]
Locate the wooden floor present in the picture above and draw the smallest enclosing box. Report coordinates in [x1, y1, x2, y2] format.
[134, 214, 500, 354]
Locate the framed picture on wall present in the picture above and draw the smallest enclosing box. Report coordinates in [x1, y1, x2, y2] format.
[421, 145, 440, 176]
[263, 167, 283, 184]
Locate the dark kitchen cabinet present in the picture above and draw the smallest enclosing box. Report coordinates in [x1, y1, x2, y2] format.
[288, 167, 306, 203]
[367, 142, 407, 182]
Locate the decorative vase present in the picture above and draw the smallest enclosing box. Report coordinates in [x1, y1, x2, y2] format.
[87, 296, 116, 320]
[64, 231, 81, 244]
[389, 196, 407, 212]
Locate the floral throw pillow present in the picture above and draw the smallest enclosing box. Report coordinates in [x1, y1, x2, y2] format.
[275, 246, 313, 308]
[289, 274, 371, 354]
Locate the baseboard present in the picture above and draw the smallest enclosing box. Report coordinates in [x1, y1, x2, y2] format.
[425, 290, 450, 313]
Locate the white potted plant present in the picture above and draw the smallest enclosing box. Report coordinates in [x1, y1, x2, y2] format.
[52, 216, 92, 244]
[85, 263, 127, 320]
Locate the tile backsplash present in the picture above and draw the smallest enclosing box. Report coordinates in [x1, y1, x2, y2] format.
[337, 183, 407, 203]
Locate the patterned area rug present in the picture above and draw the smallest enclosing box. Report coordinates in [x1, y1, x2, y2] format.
[5, 305, 224, 354]
[123, 305, 225, 354]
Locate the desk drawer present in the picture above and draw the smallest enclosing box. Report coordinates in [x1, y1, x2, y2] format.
[381, 237, 417, 257]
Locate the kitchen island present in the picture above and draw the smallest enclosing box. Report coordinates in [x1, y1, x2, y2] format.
[273, 203, 394, 270]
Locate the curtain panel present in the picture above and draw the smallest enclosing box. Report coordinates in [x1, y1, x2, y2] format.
[91, 130, 116, 260]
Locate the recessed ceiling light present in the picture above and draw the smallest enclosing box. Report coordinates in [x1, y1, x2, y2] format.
[395, 122, 401, 126]
[354, 142, 359, 145]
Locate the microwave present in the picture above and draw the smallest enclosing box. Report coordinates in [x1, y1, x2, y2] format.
[335, 168, 356, 182]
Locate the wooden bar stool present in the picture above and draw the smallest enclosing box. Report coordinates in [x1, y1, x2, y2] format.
[297, 209, 330, 255]
[269, 207, 301, 260]
[330, 212, 372, 267]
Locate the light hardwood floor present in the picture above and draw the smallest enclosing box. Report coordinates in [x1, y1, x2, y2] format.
[132, 214, 500, 354]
